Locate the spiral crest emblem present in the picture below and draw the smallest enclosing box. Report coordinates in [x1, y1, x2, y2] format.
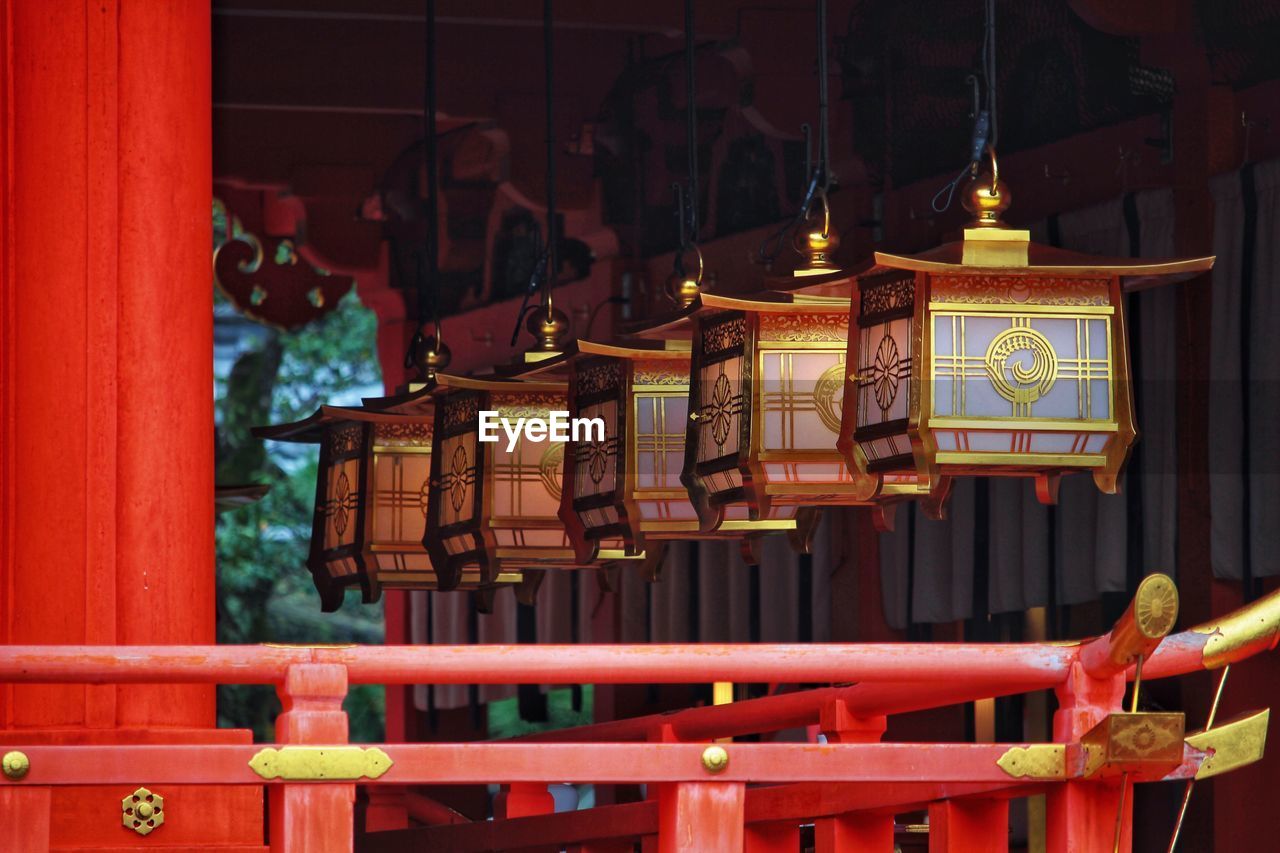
[984, 326, 1057, 406]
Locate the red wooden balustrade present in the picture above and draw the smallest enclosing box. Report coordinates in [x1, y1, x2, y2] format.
[0, 585, 1275, 852]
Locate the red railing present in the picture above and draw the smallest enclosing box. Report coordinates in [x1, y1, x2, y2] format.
[0, 582, 1275, 852]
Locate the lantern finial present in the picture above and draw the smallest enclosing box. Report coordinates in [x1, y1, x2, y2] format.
[411, 332, 451, 382]
[526, 304, 570, 353]
[668, 244, 705, 309]
[962, 147, 1012, 228]
[793, 191, 841, 277]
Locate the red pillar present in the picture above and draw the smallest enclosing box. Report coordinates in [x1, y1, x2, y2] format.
[815, 702, 894, 852]
[658, 782, 746, 853]
[929, 798, 1010, 853]
[0, 0, 261, 846]
[1046, 663, 1127, 853]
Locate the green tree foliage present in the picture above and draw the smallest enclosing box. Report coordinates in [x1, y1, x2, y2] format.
[214, 288, 387, 742]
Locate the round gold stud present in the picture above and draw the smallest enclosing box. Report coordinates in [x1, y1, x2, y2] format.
[2, 751, 29, 780]
[701, 745, 729, 774]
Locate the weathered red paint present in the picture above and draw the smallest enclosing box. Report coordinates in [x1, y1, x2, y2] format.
[0, 741, 1213, 786]
[0, 593, 1272, 850]
[0, 637, 1211, 685]
[658, 782, 745, 853]
[815, 701, 895, 853]
[1047, 662, 1129, 853]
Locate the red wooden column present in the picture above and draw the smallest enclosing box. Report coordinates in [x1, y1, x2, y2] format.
[815, 702, 893, 851]
[658, 781, 746, 853]
[928, 798, 1009, 853]
[0, 0, 261, 847]
[1046, 663, 1128, 853]
[272, 664, 355, 853]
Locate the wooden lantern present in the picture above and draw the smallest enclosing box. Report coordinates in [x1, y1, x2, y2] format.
[681, 289, 921, 532]
[559, 339, 815, 567]
[424, 372, 642, 586]
[838, 172, 1214, 514]
[256, 405, 527, 612]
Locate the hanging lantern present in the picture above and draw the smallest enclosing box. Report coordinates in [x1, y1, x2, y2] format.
[838, 158, 1214, 514]
[254, 404, 527, 612]
[424, 370, 644, 585]
[681, 287, 920, 531]
[558, 339, 816, 567]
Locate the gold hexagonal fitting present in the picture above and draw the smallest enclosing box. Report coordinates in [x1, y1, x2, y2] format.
[122, 787, 164, 836]
[701, 745, 729, 774]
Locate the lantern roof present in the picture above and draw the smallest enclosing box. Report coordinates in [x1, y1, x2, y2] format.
[622, 279, 857, 342]
[860, 227, 1214, 292]
[361, 381, 436, 415]
[433, 371, 567, 393]
[696, 289, 850, 313]
[575, 338, 691, 360]
[252, 404, 414, 444]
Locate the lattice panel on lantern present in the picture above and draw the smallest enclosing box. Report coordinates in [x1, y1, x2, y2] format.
[852, 272, 917, 473]
[489, 392, 574, 558]
[317, 422, 367, 580]
[368, 422, 433, 574]
[568, 358, 625, 541]
[427, 389, 487, 579]
[686, 311, 749, 521]
[572, 398, 621, 532]
[930, 312, 1113, 418]
[633, 388, 696, 525]
[929, 308, 1115, 465]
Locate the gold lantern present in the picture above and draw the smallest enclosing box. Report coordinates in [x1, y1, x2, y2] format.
[681, 286, 921, 532]
[838, 166, 1214, 514]
[559, 339, 816, 567]
[255, 404, 527, 612]
[424, 370, 643, 585]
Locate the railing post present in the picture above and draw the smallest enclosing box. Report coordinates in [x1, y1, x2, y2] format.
[271, 663, 353, 853]
[1046, 661, 1128, 853]
[815, 702, 893, 852]
[658, 781, 745, 853]
[928, 798, 1009, 853]
[494, 782, 556, 818]
[494, 782, 558, 853]
[0, 787, 50, 852]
